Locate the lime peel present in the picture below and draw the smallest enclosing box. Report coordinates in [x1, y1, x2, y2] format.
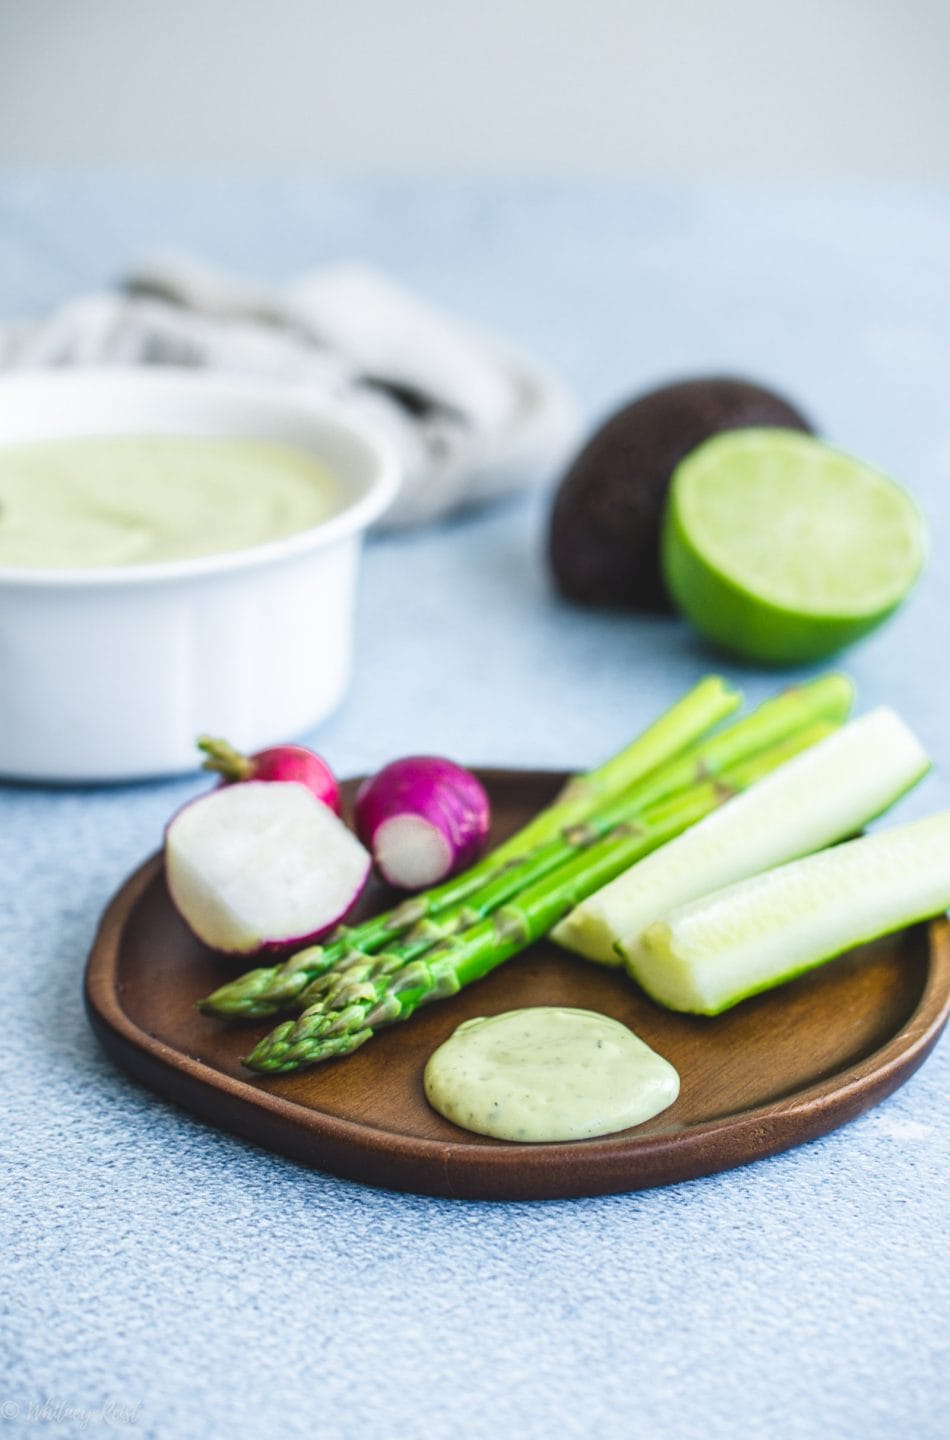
[662, 428, 926, 663]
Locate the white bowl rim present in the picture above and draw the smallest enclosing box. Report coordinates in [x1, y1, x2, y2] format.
[0, 368, 401, 589]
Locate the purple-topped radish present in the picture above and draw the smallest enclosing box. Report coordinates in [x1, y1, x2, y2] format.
[197, 734, 340, 815]
[165, 780, 369, 956]
[355, 756, 490, 890]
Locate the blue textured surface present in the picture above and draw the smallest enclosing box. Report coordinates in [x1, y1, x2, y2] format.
[1, 178, 948, 1440]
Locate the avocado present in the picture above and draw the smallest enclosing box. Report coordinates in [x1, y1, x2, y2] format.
[547, 377, 812, 613]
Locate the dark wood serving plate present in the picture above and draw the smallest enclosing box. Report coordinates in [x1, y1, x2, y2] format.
[85, 769, 950, 1200]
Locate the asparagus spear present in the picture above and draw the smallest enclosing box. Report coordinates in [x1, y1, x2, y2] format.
[290, 674, 854, 1011]
[553, 706, 929, 966]
[200, 675, 851, 1020]
[243, 724, 830, 1073]
[481, 674, 741, 865]
[198, 675, 741, 1018]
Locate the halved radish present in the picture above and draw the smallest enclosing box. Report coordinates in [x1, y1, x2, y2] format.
[165, 780, 369, 956]
[354, 756, 490, 890]
[197, 734, 340, 814]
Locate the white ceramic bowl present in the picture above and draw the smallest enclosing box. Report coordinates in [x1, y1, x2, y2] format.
[0, 370, 400, 782]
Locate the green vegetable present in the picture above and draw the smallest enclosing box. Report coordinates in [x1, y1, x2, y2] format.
[629, 811, 950, 1014]
[198, 675, 742, 1018]
[200, 675, 850, 1021]
[242, 724, 832, 1073]
[552, 706, 929, 967]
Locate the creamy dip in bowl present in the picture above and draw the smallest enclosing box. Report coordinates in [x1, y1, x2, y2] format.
[0, 370, 399, 781]
[0, 435, 342, 570]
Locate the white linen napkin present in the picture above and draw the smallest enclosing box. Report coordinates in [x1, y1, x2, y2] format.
[0, 258, 577, 528]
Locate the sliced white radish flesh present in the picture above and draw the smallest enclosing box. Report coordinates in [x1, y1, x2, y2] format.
[372, 813, 455, 890]
[165, 780, 369, 956]
[355, 755, 490, 890]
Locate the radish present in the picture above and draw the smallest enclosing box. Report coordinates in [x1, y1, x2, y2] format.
[355, 756, 491, 890]
[197, 734, 340, 814]
[165, 780, 369, 956]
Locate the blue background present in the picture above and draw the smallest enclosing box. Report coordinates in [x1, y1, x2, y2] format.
[1, 179, 947, 1439]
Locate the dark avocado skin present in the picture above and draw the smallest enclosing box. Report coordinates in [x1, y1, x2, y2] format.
[547, 377, 813, 613]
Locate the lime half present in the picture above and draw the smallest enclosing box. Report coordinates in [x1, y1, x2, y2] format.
[662, 428, 926, 664]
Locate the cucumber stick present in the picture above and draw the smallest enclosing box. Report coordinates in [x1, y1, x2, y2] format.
[551, 707, 929, 967]
[630, 810, 950, 1014]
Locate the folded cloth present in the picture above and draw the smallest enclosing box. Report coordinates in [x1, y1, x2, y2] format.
[0, 258, 577, 528]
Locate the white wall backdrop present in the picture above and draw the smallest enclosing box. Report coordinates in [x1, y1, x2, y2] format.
[1, 0, 949, 178]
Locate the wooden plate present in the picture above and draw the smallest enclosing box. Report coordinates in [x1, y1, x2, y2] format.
[85, 769, 950, 1200]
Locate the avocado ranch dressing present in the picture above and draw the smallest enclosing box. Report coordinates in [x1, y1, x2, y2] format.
[0, 436, 340, 569]
[424, 1007, 680, 1143]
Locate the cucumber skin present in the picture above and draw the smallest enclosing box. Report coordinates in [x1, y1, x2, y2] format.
[636, 915, 913, 1017]
[554, 750, 929, 968]
[631, 810, 950, 1015]
[559, 710, 930, 971]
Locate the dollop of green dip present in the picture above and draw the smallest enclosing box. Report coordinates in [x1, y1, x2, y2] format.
[424, 1006, 680, 1143]
[0, 436, 340, 569]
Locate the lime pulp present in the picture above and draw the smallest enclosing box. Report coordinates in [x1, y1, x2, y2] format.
[662, 428, 926, 664]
